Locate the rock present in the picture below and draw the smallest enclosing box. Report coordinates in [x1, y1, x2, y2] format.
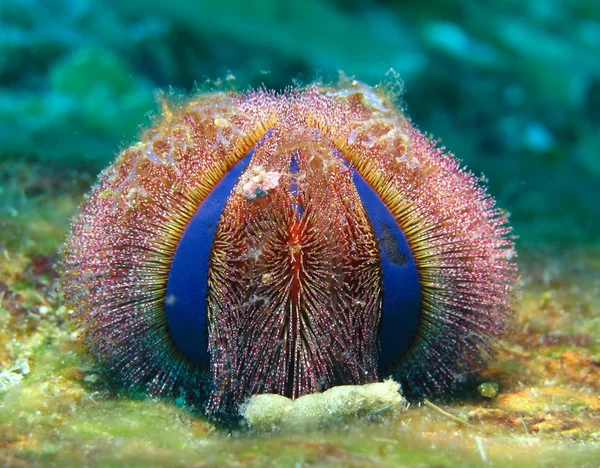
[241, 379, 408, 431]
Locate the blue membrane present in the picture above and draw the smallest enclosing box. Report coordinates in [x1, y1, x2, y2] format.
[352, 173, 422, 367]
[165, 151, 254, 366]
[289, 154, 304, 218]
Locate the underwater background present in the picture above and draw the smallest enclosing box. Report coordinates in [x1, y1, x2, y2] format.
[0, 0, 599, 466]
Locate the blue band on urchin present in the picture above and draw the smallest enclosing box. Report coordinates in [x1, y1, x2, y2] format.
[352, 172, 422, 367]
[165, 151, 254, 366]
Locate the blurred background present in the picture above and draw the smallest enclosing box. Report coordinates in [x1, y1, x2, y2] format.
[1, 0, 599, 247]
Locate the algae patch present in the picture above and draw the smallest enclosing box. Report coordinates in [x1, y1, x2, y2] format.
[241, 379, 408, 431]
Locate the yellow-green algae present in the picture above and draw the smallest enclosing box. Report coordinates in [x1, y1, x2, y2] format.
[1, 159, 599, 466]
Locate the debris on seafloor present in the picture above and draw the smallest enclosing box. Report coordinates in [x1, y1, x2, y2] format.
[240, 379, 408, 432]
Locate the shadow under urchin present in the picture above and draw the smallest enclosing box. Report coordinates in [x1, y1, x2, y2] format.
[62, 76, 517, 421]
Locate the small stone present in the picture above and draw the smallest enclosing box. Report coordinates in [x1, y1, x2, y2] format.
[0, 371, 23, 392]
[240, 393, 293, 431]
[11, 358, 30, 375]
[83, 374, 99, 384]
[478, 382, 499, 399]
[241, 379, 407, 431]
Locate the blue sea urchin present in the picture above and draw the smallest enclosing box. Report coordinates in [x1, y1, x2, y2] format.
[62, 80, 517, 417]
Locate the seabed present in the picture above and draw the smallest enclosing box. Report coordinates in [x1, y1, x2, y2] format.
[1, 160, 599, 467]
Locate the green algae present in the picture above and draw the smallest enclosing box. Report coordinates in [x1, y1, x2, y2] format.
[50, 47, 156, 138]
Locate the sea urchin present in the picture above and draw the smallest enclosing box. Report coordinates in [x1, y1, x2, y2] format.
[62, 79, 517, 418]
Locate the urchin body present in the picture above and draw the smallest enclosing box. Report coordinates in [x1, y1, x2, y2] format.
[63, 81, 516, 417]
